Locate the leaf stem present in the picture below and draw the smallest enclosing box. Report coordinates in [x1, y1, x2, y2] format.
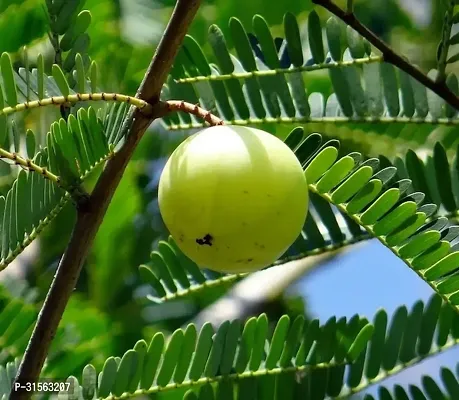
[0, 148, 89, 204]
[312, 0, 459, 111]
[10, 0, 202, 398]
[0, 93, 151, 118]
[174, 55, 382, 83]
[0, 149, 59, 183]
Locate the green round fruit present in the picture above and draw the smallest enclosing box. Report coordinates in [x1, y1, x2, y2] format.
[158, 125, 309, 273]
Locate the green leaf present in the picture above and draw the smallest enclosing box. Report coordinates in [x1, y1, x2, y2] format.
[52, 64, 70, 97]
[360, 188, 400, 225]
[399, 70, 415, 117]
[188, 323, 214, 381]
[308, 11, 325, 63]
[316, 155, 355, 193]
[347, 26, 365, 59]
[412, 241, 450, 271]
[249, 314, 269, 371]
[60, 10, 92, 51]
[329, 68, 353, 117]
[253, 15, 280, 69]
[265, 315, 290, 369]
[141, 333, 164, 389]
[234, 317, 257, 373]
[1, 53, 17, 106]
[283, 12, 303, 67]
[346, 179, 383, 214]
[113, 350, 138, 396]
[37, 53, 44, 99]
[363, 63, 384, 117]
[326, 17, 342, 61]
[208, 25, 234, 73]
[373, 201, 417, 237]
[305, 146, 339, 184]
[25, 130, 36, 159]
[220, 320, 242, 374]
[344, 66, 367, 116]
[204, 321, 229, 378]
[75, 54, 86, 93]
[156, 330, 184, 387]
[63, 34, 90, 72]
[331, 166, 374, 204]
[90, 61, 98, 92]
[97, 357, 118, 398]
[81, 364, 97, 400]
[425, 252, 459, 280]
[174, 325, 198, 383]
[380, 63, 400, 116]
[52, 0, 83, 35]
[347, 324, 374, 362]
[434, 143, 456, 211]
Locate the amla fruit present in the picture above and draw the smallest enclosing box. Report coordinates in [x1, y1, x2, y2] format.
[158, 125, 309, 273]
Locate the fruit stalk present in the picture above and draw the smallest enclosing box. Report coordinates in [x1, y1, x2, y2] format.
[166, 100, 224, 126]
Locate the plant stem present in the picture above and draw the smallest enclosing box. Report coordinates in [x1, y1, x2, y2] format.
[312, 0, 459, 111]
[11, 0, 201, 398]
[166, 100, 224, 125]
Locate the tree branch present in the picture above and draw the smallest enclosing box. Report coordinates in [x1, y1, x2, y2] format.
[11, 0, 201, 398]
[312, 0, 459, 111]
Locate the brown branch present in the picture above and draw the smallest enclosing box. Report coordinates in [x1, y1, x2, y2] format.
[312, 0, 459, 111]
[11, 0, 202, 398]
[166, 100, 224, 125]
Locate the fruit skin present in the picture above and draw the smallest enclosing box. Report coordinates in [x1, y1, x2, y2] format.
[158, 125, 309, 273]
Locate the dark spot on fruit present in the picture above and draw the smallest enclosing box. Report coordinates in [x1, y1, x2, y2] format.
[196, 233, 213, 246]
[242, 222, 247, 227]
[267, 194, 272, 197]
[236, 258, 254, 263]
[243, 190, 249, 194]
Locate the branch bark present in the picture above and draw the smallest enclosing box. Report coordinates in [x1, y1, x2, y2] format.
[11, 0, 201, 398]
[312, 0, 459, 111]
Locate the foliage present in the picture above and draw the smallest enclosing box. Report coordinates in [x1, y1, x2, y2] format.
[0, 0, 459, 400]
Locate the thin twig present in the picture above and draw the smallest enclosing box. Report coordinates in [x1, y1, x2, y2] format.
[11, 0, 202, 398]
[166, 100, 224, 125]
[312, 0, 459, 111]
